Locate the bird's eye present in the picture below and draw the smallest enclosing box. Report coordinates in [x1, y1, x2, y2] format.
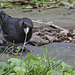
[22, 23, 27, 28]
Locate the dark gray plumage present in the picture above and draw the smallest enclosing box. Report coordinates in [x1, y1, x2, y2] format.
[0, 11, 33, 44]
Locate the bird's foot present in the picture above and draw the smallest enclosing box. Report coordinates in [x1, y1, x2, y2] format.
[0, 45, 31, 55]
[8, 51, 21, 56]
[23, 47, 31, 52]
[6, 46, 31, 55]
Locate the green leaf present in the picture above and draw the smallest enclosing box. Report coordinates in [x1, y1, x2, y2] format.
[9, 58, 27, 69]
[9, 73, 16, 75]
[14, 66, 28, 73]
[47, 70, 62, 75]
[9, 58, 22, 67]
[29, 59, 40, 67]
[28, 54, 40, 61]
[0, 62, 8, 68]
[61, 62, 72, 68]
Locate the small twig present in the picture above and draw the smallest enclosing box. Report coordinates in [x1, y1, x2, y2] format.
[42, 6, 60, 10]
[32, 20, 69, 33]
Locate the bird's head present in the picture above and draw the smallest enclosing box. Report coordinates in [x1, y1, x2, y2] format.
[19, 18, 33, 34]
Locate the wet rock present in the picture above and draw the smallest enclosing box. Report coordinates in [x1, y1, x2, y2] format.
[29, 25, 75, 45]
[29, 35, 49, 46]
[71, 39, 75, 43]
[60, 30, 68, 35]
[43, 35, 57, 42]
[68, 37, 73, 41]
[73, 36, 75, 39]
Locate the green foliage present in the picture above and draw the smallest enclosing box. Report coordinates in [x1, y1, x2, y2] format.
[0, 53, 74, 75]
[0, 2, 13, 8]
[0, 0, 75, 9]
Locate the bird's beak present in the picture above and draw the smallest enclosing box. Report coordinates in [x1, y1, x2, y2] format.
[24, 27, 29, 34]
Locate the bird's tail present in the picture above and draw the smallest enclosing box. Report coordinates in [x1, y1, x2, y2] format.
[0, 11, 6, 15]
[0, 11, 6, 25]
[0, 11, 10, 22]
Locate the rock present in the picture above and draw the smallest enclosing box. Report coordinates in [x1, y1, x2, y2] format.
[73, 36, 75, 39]
[29, 35, 49, 46]
[60, 30, 68, 36]
[43, 35, 57, 42]
[73, 30, 75, 33]
[67, 33, 73, 37]
[68, 37, 73, 41]
[72, 39, 75, 43]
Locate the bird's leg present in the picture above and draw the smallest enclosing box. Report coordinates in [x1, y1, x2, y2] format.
[22, 45, 31, 52]
[5, 46, 22, 55]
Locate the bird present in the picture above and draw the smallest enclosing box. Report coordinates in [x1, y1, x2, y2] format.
[0, 11, 33, 44]
[0, 11, 33, 53]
